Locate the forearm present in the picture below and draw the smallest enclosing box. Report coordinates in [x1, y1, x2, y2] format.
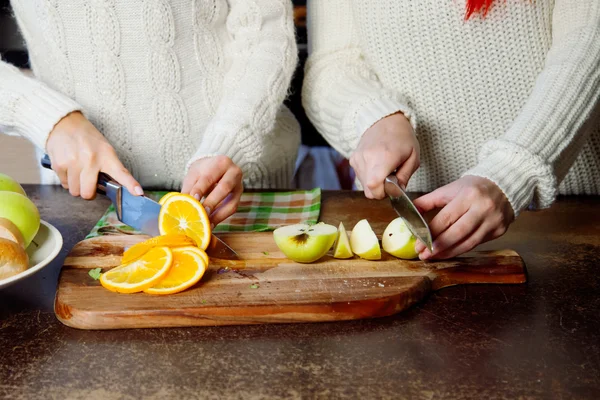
[187, 0, 298, 170]
[302, 0, 416, 158]
[0, 60, 81, 150]
[464, 0, 600, 215]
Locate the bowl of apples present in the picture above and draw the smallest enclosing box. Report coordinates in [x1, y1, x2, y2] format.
[0, 173, 63, 289]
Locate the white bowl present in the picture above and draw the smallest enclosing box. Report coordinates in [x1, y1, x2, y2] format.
[0, 220, 63, 289]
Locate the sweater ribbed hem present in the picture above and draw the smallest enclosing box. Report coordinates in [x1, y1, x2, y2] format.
[356, 96, 417, 137]
[186, 125, 245, 173]
[13, 86, 81, 151]
[463, 139, 558, 217]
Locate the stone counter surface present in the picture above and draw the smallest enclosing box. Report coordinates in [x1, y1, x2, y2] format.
[1, 185, 599, 399]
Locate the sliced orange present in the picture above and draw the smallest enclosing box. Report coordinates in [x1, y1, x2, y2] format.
[144, 246, 207, 295]
[158, 192, 178, 205]
[122, 233, 195, 264]
[195, 247, 209, 267]
[100, 246, 173, 294]
[158, 193, 211, 250]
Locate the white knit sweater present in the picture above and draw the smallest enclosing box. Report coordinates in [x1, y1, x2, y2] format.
[303, 0, 600, 215]
[0, 0, 301, 190]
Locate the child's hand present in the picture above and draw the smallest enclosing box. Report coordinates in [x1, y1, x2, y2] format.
[350, 112, 420, 199]
[182, 156, 243, 226]
[46, 111, 142, 199]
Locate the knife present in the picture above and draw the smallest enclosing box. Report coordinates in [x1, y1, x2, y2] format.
[41, 155, 240, 260]
[384, 175, 433, 252]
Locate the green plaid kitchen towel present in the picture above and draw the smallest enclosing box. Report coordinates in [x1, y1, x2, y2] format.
[86, 188, 321, 239]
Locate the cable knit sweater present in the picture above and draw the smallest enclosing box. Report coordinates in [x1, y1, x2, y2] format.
[0, 0, 301, 190]
[302, 0, 600, 216]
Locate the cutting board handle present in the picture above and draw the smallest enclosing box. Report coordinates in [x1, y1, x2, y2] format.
[430, 250, 526, 290]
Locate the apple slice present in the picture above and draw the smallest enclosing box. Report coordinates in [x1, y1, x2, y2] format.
[350, 219, 381, 260]
[0, 217, 25, 249]
[333, 222, 353, 259]
[273, 222, 338, 263]
[382, 217, 418, 259]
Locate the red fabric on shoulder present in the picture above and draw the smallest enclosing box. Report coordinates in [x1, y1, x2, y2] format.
[465, 0, 495, 19]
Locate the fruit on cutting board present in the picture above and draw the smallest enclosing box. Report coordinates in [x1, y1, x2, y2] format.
[122, 233, 196, 264]
[0, 190, 40, 248]
[0, 218, 25, 249]
[382, 217, 418, 259]
[350, 219, 381, 260]
[100, 246, 173, 293]
[144, 247, 207, 295]
[333, 222, 353, 259]
[159, 193, 211, 250]
[273, 222, 338, 263]
[0, 173, 27, 196]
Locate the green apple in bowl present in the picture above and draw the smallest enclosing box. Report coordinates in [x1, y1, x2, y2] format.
[273, 222, 338, 263]
[382, 217, 418, 259]
[0, 191, 40, 248]
[350, 219, 381, 260]
[0, 173, 26, 196]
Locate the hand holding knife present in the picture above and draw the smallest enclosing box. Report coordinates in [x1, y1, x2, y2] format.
[41, 154, 240, 260]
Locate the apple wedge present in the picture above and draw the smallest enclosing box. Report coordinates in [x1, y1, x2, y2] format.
[350, 219, 381, 260]
[333, 222, 353, 259]
[382, 217, 418, 259]
[273, 222, 338, 263]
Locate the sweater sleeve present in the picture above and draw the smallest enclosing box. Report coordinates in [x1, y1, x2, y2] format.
[464, 1, 600, 216]
[186, 0, 298, 172]
[0, 59, 81, 150]
[301, 0, 417, 159]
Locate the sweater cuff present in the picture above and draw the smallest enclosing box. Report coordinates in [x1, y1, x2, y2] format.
[355, 96, 417, 137]
[463, 139, 558, 217]
[12, 86, 82, 151]
[185, 122, 246, 172]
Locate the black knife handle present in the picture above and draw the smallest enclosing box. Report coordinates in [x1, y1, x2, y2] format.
[40, 154, 113, 195]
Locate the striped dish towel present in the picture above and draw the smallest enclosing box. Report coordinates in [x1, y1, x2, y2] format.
[86, 188, 321, 238]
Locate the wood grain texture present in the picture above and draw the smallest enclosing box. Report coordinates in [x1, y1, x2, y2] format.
[54, 233, 527, 329]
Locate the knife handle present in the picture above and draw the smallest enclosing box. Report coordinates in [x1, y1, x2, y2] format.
[40, 154, 115, 196]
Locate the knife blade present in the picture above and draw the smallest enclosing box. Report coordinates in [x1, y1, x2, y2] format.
[384, 175, 433, 252]
[41, 155, 240, 259]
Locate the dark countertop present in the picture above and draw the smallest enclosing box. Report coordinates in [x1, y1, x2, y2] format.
[1, 185, 599, 399]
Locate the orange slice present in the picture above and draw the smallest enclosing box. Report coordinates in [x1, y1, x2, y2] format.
[100, 246, 173, 294]
[198, 245, 210, 267]
[144, 246, 207, 295]
[158, 193, 211, 250]
[122, 234, 195, 264]
[158, 192, 178, 205]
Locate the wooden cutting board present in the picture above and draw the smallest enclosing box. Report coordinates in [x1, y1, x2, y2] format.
[55, 233, 527, 329]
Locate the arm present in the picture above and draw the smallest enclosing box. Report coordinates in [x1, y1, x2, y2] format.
[0, 60, 142, 199]
[185, 0, 298, 175]
[301, 0, 417, 158]
[0, 60, 80, 150]
[463, 0, 600, 216]
[414, 1, 600, 260]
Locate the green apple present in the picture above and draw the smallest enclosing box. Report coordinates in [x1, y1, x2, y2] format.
[350, 219, 381, 260]
[382, 217, 418, 259]
[0, 191, 40, 248]
[333, 222, 353, 259]
[273, 222, 338, 263]
[0, 173, 26, 196]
